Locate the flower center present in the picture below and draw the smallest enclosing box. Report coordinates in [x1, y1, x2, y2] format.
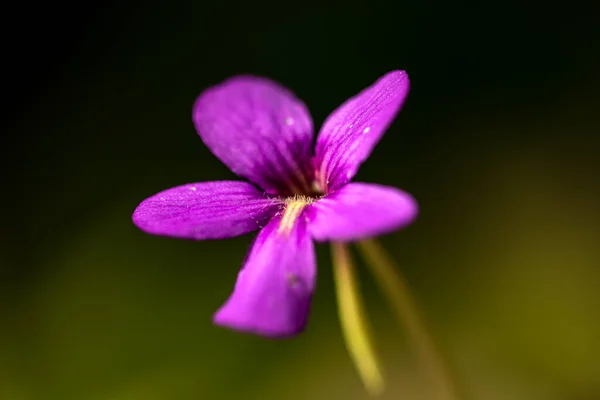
[277, 195, 319, 235]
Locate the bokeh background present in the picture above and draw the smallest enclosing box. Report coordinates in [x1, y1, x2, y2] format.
[2, 1, 599, 399]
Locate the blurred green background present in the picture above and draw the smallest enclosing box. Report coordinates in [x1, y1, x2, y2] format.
[2, 1, 599, 399]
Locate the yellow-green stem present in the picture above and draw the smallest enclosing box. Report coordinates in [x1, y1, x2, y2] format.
[331, 242, 384, 397]
[357, 239, 464, 400]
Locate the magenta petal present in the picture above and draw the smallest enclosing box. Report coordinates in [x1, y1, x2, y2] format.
[307, 182, 418, 242]
[213, 213, 316, 338]
[314, 71, 410, 192]
[132, 181, 279, 240]
[193, 76, 314, 196]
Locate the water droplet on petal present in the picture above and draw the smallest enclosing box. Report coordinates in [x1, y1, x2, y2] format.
[285, 117, 294, 126]
[190, 186, 197, 191]
[363, 126, 371, 134]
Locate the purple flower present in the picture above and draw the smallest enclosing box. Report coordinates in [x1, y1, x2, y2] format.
[133, 71, 417, 338]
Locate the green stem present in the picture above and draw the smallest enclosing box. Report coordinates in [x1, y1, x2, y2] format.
[331, 242, 385, 397]
[356, 239, 465, 400]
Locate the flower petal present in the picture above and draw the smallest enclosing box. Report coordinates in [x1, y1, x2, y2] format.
[193, 76, 314, 196]
[132, 181, 280, 240]
[213, 212, 316, 338]
[314, 71, 410, 192]
[307, 182, 418, 242]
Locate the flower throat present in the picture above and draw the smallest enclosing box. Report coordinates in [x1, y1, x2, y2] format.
[278, 194, 320, 235]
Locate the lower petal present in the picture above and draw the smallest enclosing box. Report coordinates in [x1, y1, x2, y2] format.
[307, 182, 418, 242]
[213, 212, 316, 338]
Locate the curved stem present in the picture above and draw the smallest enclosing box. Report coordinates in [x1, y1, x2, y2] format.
[356, 239, 466, 400]
[331, 242, 384, 397]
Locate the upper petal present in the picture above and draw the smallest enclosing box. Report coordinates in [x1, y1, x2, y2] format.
[193, 76, 314, 196]
[307, 182, 418, 242]
[132, 181, 280, 240]
[213, 212, 316, 338]
[314, 71, 410, 192]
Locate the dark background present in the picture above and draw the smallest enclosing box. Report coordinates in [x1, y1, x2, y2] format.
[2, 1, 599, 399]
